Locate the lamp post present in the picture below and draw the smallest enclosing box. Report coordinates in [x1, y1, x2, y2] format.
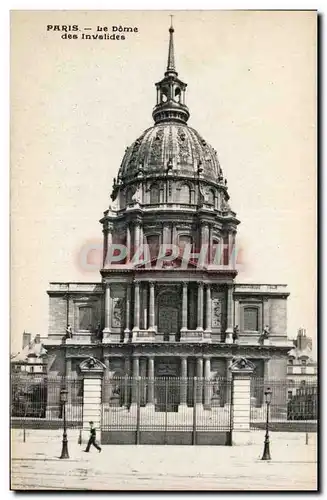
[261, 387, 272, 461]
[59, 388, 69, 459]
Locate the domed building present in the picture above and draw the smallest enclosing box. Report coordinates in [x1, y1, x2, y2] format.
[43, 24, 292, 427]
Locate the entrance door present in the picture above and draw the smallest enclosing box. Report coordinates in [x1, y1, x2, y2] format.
[155, 377, 180, 412]
[159, 307, 178, 341]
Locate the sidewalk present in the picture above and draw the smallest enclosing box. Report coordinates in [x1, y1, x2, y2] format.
[11, 430, 317, 491]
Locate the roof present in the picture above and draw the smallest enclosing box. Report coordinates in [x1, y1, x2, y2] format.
[11, 337, 47, 363]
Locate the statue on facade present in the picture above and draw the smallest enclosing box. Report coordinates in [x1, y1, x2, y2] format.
[259, 325, 270, 344]
[95, 322, 102, 343]
[233, 325, 240, 343]
[132, 185, 142, 204]
[65, 324, 72, 338]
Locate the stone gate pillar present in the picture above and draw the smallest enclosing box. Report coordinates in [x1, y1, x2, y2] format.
[230, 357, 255, 445]
[79, 357, 106, 442]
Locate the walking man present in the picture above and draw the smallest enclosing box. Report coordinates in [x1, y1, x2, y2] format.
[84, 421, 102, 453]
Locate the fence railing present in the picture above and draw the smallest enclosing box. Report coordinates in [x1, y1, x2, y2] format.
[250, 378, 318, 426]
[10, 374, 317, 431]
[101, 376, 232, 433]
[11, 374, 83, 427]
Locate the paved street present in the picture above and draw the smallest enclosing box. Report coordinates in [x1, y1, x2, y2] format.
[11, 429, 317, 491]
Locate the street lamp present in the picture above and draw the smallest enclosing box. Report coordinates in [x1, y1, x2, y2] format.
[261, 387, 272, 461]
[59, 388, 69, 459]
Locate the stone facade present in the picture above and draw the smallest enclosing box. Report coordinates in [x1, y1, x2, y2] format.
[42, 24, 293, 407]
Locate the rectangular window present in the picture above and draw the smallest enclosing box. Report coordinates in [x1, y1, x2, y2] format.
[243, 307, 259, 331]
[79, 306, 93, 330]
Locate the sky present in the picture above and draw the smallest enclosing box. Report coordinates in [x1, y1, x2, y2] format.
[10, 10, 316, 354]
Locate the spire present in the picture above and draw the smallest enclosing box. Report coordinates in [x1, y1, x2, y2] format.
[152, 20, 190, 125]
[166, 16, 177, 76]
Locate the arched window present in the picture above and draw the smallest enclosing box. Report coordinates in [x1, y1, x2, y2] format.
[150, 184, 160, 204]
[178, 235, 193, 257]
[243, 307, 259, 332]
[147, 234, 160, 260]
[126, 188, 133, 205]
[208, 189, 215, 206]
[174, 87, 181, 103]
[212, 238, 223, 265]
[179, 184, 191, 204]
[161, 88, 168, 103]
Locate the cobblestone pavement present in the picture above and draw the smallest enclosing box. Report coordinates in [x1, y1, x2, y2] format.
[11, 430, 317, 491]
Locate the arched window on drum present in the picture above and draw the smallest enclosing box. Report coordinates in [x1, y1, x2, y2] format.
[150, 184, 160, 204]
[126, 187, 133, 205]
[178, 183, 191, 204]
[211, 238, 223, 265]
[207, 189, 215, 206]
[178, 234, 193, 258]
[146, 234, 160, 260]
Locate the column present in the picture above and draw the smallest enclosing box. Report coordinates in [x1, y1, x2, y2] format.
[126, 224, 131, 263]
[124, 284, 131, 340]
[205, 284, 212, 334]
[131, 355, 140, 406]
[208, 225, 213, 263]
[225, 357, 233, 405]
[102, 228, 108, 267]
[196, 282, 204, 331]
[179, 357, 188, 408]
[133, 281, 140, 332]
[142, 284, 148, 330]
[196, 357, 203, 406]
[163, 223, 170, 245]
[201, 223, 209, 264]
[123, 357, 130, 407]
[228, 232, 235, 269]
[149, 281, 155, 330]
[139, 224, 144, 249]
[103, 283, 111, 335]
[103, 227, 112, 267]
[203, 356, 211, 409]
[225, 284, 234, 343]
[103, 357, 111, 404]
[134, 222, 140, 256]
[147, 357, 155, 407]
[140, 358, 147, 405]
[181, 282, 188, 330]
[66, 358, 72, 377]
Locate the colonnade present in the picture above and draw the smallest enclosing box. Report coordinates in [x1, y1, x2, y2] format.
[102, 355, 232, 408]
[104, 281, 235, 337]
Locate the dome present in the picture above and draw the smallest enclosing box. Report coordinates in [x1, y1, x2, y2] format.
[118, 122, 223, 184]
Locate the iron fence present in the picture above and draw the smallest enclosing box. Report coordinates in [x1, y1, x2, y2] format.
[11, 374, 83, 428]
[101, 376, 232, 435]
[250, 378, 318, 431]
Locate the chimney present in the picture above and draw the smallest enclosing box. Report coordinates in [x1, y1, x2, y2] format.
[34, 334, 40, 344]
[297, 328, 307, 351]
[22, 331, 31, 349]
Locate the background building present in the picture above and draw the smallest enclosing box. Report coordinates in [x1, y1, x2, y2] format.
[287, 328, 317, 398]
[11, 332, 47, 374]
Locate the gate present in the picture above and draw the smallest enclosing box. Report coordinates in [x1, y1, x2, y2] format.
[101, 376, 232, 445]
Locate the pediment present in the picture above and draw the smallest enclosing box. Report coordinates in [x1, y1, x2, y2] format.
[229, 357, 256, 374]
[79, 356, 106, 373]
